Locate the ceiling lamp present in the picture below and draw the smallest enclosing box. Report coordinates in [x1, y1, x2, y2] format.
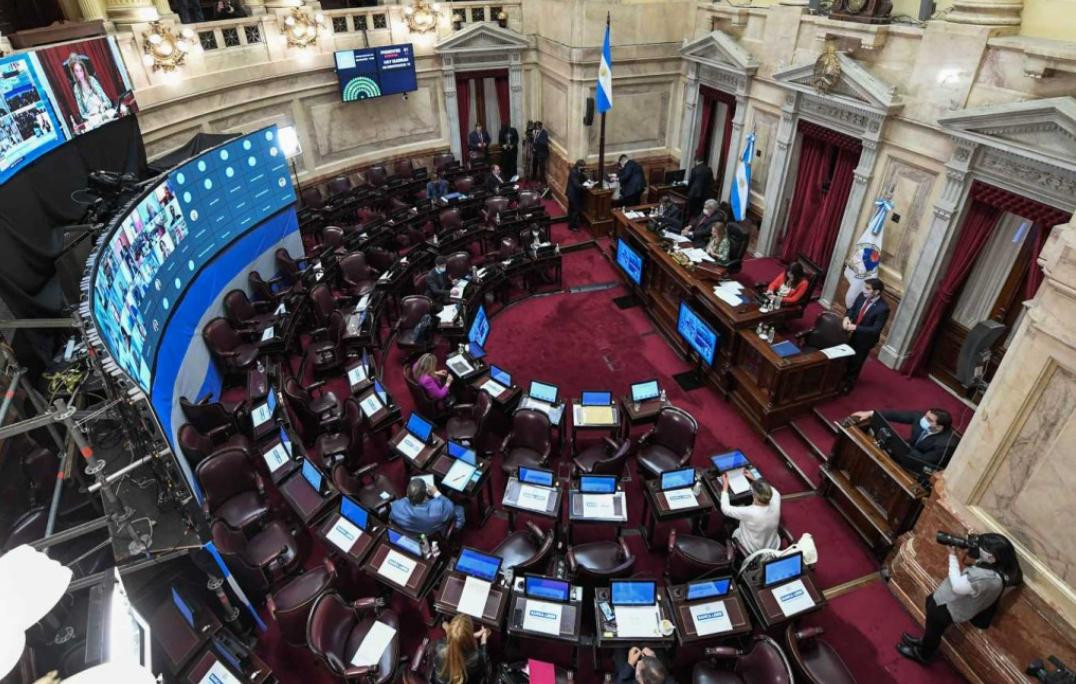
[404, 0, 440, 33]
[141, 22, 194, 72]
[280, 8, 326, 48]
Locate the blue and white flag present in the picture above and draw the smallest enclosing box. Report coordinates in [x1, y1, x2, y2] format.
[843, 197, 891, 308]
[730, 132, 756, 222]
[596, 22, 612, 113]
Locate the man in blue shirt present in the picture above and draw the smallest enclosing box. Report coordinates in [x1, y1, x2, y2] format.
[389, 478, 464, 535]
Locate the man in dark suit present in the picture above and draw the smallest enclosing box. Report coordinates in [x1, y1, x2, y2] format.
[565, 159, 587, 233]
[425, 255, 453, 304]
[681, 198, 721, 247]
[485, 164, 506, 194]
[531, 121, 550, 191]
[842, 277, 890, 392]
[650, 195, 682, 232]
[851, 407, 958, 473]
[613, 647, 676, 684]
[498, 123, 519, 179]
[686, 158, 713, 220]
[616, 154, 645, 207]
[468, 123, 491, 160]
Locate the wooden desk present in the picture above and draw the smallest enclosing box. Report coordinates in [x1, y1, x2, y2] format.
[728, 330, 849, 433]
[427, 452, 495, 524]
[566, 489, 629, 544]
[819, 420, 927, 555]
[569, 402, 620, 455]
[593, 587, 676, 649]
[701, 468, 755, 509]
[432, 571, 509, 628]
[502, 477, 563, 534]
[257, 433, 300, 485]
[316, 513, 384, 567]
[151, 594, 222, 675]
[356, 386, 402, 433]
[278, 468, 339, 525]
[180, 647, 274, 684]
[470, 370, 522, 408]
[738, 569, 825, 631]
[506, 591, 584, 646]
[344, 358, 374, 397]
[362, 539, 443, 601]
[619, 396, 666, 429]
[583, 186, 614, 237]
[640, 476, 714, 549]
[389, 428, 445, 470]
[665, 583, 752, 645]
[646, 183, 688, 204]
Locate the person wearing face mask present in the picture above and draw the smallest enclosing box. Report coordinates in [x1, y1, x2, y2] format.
[896, 533, 1021, 665]
[841, 277, 890, 393]
[425, 255, 454, 304]
[850, 407, 957, 473]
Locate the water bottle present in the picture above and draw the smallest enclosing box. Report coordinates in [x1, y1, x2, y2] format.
[458, 343, 466, 355]
[756, 322, 764, 337]
[693, 474, 702, 496]
[419, 533, 431, 558]
[659, 389, 667, 403]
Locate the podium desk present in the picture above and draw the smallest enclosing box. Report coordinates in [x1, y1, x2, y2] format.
[819, 419, 927, 556]
[362, 539, 443, 602]
[619, 396, 667, 431]
[151, 594, 222, 675]
[593, 587, 676, 649]
[427, 452, 495, 524]
[316, 514, 384, 568]
[728, 330, 849, 433]
[445, 350, 485, 382]
[570, 402, 620, 455]
[356, 387, 403, 434]
[389, 428, 445, 470]
[640, 479, 714, 549]
[180, 648, 275, 684]
[279, 468, 339, 525]
[502, 477, 562, 536]
[738, 569, 825, 631]
[507, 577, 585, 668]
[344, 358, 374, 397]
[566, 489, 629, 544]
[665, 584, 752, 646]
[433, 571, 509, 629]
[583, 185, 614, 237]
[470, 370, 522, 408]
[258, 435, 300, 486]
[701, 469, 755, 509]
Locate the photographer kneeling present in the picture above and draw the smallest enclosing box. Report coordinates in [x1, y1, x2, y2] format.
[898, 532, 1021, 665]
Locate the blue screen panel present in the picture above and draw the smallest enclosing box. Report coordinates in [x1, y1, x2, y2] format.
[711, 450, 750, 472]
[631, 380, 660, 402]
[519, 467, 554, 487]
[660, 467, 695, 491]
[388, 529, 422, 556]
[0, 53, 67, 185]
[581, 391, 611, 406]
[616, 238, 643, 286]
[490, 365, 511, 387]
[468, 304, 490, 347]
[580, 475, 617, 494]
[611, 581, 656, 606]
[406, 413, 433, 442]
[448, 441, 477, 465]
[301, 459, 323, 491]
[676, 301, 719, 366]
[340, 497, 368, 530]
[171, 587, 195, 627]
[335, 44, 417, 102]
[529, 381, 558, 404]
[455, 548, 502, 582]
[525, 576, 570, 602]
[687, 578, 732, 601]
[763, 553, 803, 587]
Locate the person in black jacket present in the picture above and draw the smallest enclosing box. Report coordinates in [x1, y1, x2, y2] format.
[613, 647, 676, 684]
[498, 123, 519, 179]
[681, 198, 721, 247]
[425, 256, 453, 304]
[616, 154, 645, 207]
[485, 164, 506, 194]
[566, 159, 587, 232]
[842, 278, 891, 392]
[432, 614, 491, 684]
[686, 158, 713, 220]
[851, 407, 958, 472]
[531, 121, 550, 190]
[650, 195, 682, 232]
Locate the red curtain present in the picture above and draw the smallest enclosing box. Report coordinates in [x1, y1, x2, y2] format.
[494, 76, 510, 126]
[902, 198, 1003, 376]
[714, 100, 736, 190]
[804, 146, 858, 267]
[456, 76, 470, 156]
[694, 94, 715, 164]
[779, 135, 829, 262]
[35, 37, 128, 129]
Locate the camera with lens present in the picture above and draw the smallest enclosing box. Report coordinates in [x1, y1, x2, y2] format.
[936, 531, 981, 551]
[1027, 656, 1075, 684]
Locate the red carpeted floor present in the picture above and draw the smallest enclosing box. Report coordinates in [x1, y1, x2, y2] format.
[253, 220, 969, 682]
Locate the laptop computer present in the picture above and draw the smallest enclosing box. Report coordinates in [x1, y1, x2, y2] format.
[405, 413, 435, 444]
[762, 552, 804, 588]
[528, 380, 559, 405]
[301, 458, 328, 495]
[577, 390, 615, 425]
[579, 475, 617, 494]
[660, 467, 695, 491]
[374, 380, 390, 406]
[489, 365, 512, 388]
[447, 441, 477, 465]
[710, 450, 750, 473]
[387, 528, 423, 557]
[339, 497, 369, 531]
[686, 577, 732, 601]
[518, 466, 555, 487]
[630, 379, 660, 403]
[468, 341, 487, 360]
[455, 547, 503, 583]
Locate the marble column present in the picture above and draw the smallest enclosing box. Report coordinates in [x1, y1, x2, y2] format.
[264, 0, 303, 8]
[78, 0, 106, 21]
[720, 94, 747, 204]
[755, 94, 799, 257]
[152, 0, 175, 20]
[820, 136, 880, 308]
[442, 61, 462, 160]
[105, 0, 159, 25]
[946, 0, 1023, 28]
[678, 62, 701, 170]
[243, 0, 267, 15]
[780, 0, 811, 6]
[509, 55, 524, 132]
[878, 140, 974, 369]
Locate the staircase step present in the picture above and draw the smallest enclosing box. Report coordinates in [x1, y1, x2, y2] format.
[764, 427, 821, 492]
[812, 406, 840, 435]
[789, 416, 836, 463]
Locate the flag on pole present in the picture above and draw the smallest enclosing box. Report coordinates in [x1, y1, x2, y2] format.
[729, 132, 756, 222]
[596, 20, 612, 113]
[843, 197, 892, 308]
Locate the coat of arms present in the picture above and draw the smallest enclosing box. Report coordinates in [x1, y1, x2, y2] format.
[812, 41, 842, 94]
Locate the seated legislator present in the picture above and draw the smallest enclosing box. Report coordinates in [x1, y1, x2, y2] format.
[719, 471, 782, 555]
[766, 262, 809, 306]
[681, 199, 724, 248]
[613, 647, 675, 684]
[850, 407, 958, 473]
[413, 353, 454, 405]
[390, 477, 465, 536]
[649, 195, 682, 232]
[427, 173, 451, 201]
[432, 614, 491, 684]
[426, 256, 455, 304]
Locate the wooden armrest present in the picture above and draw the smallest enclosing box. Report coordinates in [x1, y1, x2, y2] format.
[705, 646, 741, 658]
[795, 626, 824, 641]
[524, 520, 545, 540]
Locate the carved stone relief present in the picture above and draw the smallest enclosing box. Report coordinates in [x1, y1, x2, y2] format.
[876, 157, 939, 289]
[977, 147, 1076, 211]
[747, 108, 778, 196]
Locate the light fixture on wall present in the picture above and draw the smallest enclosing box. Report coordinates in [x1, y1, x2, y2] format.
[404, 0, 441, 33]
[279, 8, 326, 48]
[141, 22, 195, 72]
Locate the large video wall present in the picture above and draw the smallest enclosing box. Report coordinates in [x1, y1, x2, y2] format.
[92, 126, 295, 390]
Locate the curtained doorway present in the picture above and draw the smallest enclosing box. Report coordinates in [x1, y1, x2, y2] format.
[454, 69, 510, 166]
[694, 86, 736, 199]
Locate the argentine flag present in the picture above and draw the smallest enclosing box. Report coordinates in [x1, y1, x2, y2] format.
[730, 132, 756, 222]
[596, 23, 612, 113]
[843, 198, 892, 308]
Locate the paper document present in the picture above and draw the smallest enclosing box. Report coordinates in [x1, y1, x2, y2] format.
[359, 394, 383, 418]
[447, 356, 474, 376]
[347, 364, 368, 387]
[614, 605, 662, 638]
[516, 484, 552, 512]
[522, 599, 563, 635]
[712, 286, 743, 306]
[437, 304, 459, 324]
[774, 579, 815, 617]
[262, 443, 290, 473]
[728, 470, 750, 495]
[251, 402, 273, 427]
[397, 434, 424, 460]
[450, 283, 467, 300]
[350, 620, 397, 667]
[821, 343, 855, 359]
[690, 600, 733, 636]
[378, 549, 417, 586]
[355, 294, 371, 313]
[581, 493, 617, 519]
[442, 459, 477, 491]
[579, 405, 615, 425]
[326, 518, 362, 553]
[479, 379, 507, 397]
[457, 576, 492, 618]
[662, 230, 691, 243]
[415, 474, 435, 489]
[274, 302, 286, 315]
[199, 661, 241, 684]
[623, 210, 646, 220]
[682, 247, 715, 263]
[665, 488, 699, 510]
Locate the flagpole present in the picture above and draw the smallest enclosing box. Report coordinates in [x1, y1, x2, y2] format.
[597, 12, 609, 190]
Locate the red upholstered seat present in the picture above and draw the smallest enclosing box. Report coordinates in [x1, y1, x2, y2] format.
[784, 625, 858, 684]
[500, 409, 551, 475]
[637, 407, 698, 477]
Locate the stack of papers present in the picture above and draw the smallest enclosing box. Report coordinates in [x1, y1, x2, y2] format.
[821, 344, 855, 359]
[727, 469, 750, 495]
[516, 484, 552, 512]
[665, 488, 699, 510]
[437, 304, 459, 324]
[623, 210, 647, 220]
[774, 579, 815, 617]
[397, 434, 424, 460]
[325, 517, 362, 552]
[457, 576, 492, 618]
[574, 405, 615, 425]
[614, 605, 662, 637]
[690, 600, 732, 636]
[681, 247, 715, 264]
[662, 231, 691, 244]
[581, 493, 617, 519]
[447, 355, 474, 376]
[350, 620, 397, 667]
[713, 280, 745, 306]
[450, 282, 468, 299]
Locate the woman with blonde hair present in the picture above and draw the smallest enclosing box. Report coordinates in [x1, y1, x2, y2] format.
[433, 614, 490, 684]
[412, 352, 453, 404]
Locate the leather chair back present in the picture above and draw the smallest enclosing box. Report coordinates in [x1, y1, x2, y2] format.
[178, 423, 216, 467]
[517, 190, 540, 209]
[507, 409, 551, 453]
[180, 396, 235, 434]
[784, 626, 857, 684]
[283, 377, 320, 438]
[222, 289, 256, 329]
[652, 407, 698, 459]
[433, 153, 455, 171]
[248, 270, 279, 303]
[367, 165, 389, 187]
[567, 538, 636, 584]
[327, 176, 352, 197]
[343, 398, 366, 467]
[367, 246, 397, 272]
[738, 636, 794, 683]
[513, 526, 555, 575]
[590, 439, 631, 475]
[322, 226, 345, 251]
[804, 312, 848, 350]
[484, 196, 509, 223]
[301, 186, 324, 209]
[497, 236, 520, 260]
[453, 176, 474, 193]
[403, 362, 447, 420]
[210, 520, 269, 594]
[309, 283, 337, 326]
[438, 208, 462, 231]
[276, 248, 302, 282]
[796, 254, 824, 303]
[723, 222, 750, 275]
[340, 252, 373, 287]
[272, 562, 337, 647]
[196, 447, 257, 514]
[446, 251, 472, 280]
[393, 159, 414, 178]
[399, 295, 433, 329]
[666, 530, 732, 585]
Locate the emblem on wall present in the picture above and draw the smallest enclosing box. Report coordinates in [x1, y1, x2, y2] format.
[811, 41, 842, 95]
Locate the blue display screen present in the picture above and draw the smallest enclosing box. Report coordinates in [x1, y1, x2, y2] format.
[468, 304, 490, 347]
[455, 548, 502, 582]
[660, 467, 695, 491]
[580, 475, 617, 494]
[375, 380, 388, 404]
[611, 581, 656, 606]
[519, 467, 554, 487]
[91, 126, 295, 389]
[406, 413, 434, 442]
[581, 391, 611, 406]
[763, 553, 803, 588]
[301, 459, 323, 492]
[468, 341, 486, 359]
[711, 450, 750, 472]
[616, 238, 644, 286]
[676, 301, 719, 366]
[687, 578, 732, 601]
[530, 381, 558, 404]
[525, 576, 571, 602]
[388, 529, 422, 556]
[340, 497, 368, 530]
[335, 44, 417, 102]
[171, 587, 195, 627]
[490, 365, 511, 387]
[448, 441, 477, 465]
[0, 53, 67, 185]
[631, 380, 660, 402]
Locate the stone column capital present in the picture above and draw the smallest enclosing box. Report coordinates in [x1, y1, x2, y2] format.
[946, 0, 1023, 29]
[105, 0, 159, 25]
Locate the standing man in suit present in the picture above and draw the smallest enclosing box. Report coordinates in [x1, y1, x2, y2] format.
[850, 407, 958, 473]
[566, 159, 587, 233]
[681, 198, 722, 247]
[615, 154, 645, 208]
[485, 164, 506, 194]
[468, 123, 491, 160]
[531, 121, 550, 193]
[498, 123, 519, 179]
[842, 277, 890, 392]
[686, 158, 713, 221]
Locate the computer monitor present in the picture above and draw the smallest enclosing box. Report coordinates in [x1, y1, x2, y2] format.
[660, 467, 695, 491]
[581, 390, 611, 406]
[676, 300, 719, 366]
[579, 475, 617, 494]
[171, 587, 196, 628]
[490, 365, 512, 387]
[529, 380, 558, 404]
[405, 412, 434, 443]
[468, 303, 490, 347]
[762, 553, 803, 588]
[279, 427, 294, 458]
[301, 459, 324, 493]
[710, 450, 750, 473]
[374, 380, 389, 405]
[869, 412, 910, 460]
[468, 341, 487, 360]
[447, 441, 477, 465]
[387, 529, 423, 556]
[211, 636, 244, 676]
[524, 575, 571, 603]
[663, 169, 686, 184]
[615, 238, 644, 286]
[686, 578, 732, 601]
[611, 580, 657, 606]
[630, 380, 660, 403]
[455, 547, 503, 582]
[518, 466, 554, 487]
[340, 497, 369, 530]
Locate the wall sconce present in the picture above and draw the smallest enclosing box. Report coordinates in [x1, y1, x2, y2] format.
[404, 0, 440, 33]
[141, 22, 194, 72]
[279, 8, 326, 48]
[497, 9, 508, 28]
[452, 12, 464, 30]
